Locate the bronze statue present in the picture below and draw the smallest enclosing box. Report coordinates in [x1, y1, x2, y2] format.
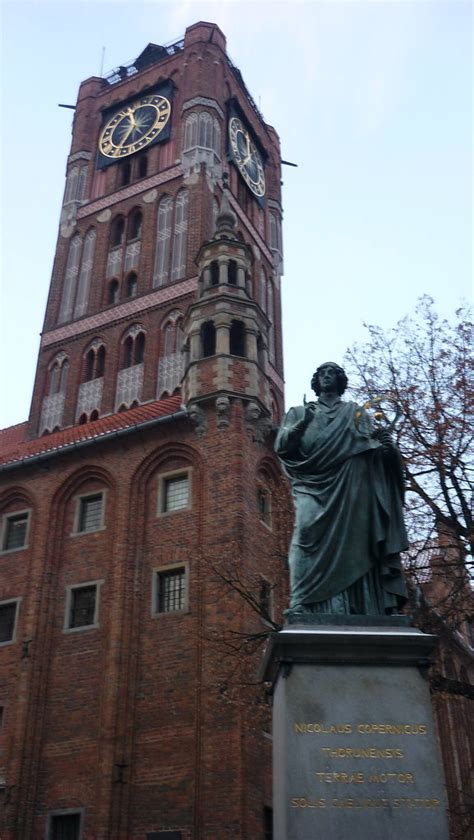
[275, 363, 408, 618]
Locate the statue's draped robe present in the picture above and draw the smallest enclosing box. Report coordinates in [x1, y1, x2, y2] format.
[275, 398, 408, 614]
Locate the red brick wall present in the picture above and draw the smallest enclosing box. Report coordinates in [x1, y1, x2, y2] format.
[0, 401, 291, 839]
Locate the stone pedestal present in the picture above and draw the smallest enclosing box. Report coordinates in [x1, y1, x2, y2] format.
[261, 624, 449, 840]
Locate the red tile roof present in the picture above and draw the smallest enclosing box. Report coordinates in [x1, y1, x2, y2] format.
[0, 396, 184, 469]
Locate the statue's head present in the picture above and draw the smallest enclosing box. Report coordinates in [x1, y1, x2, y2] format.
[311, 362, 348, 396]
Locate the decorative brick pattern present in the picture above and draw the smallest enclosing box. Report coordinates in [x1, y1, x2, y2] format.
[40, 279, 198, 348]
[77, 165, 183, 219]
[39, 393, 65, 433]
[228, 193, 273, 263]
[157, 353, 185, 397]
[76, 377, 104, 420]
[115, 363, 144, 409]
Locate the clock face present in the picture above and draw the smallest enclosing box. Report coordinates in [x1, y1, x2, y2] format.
[228, 116, 266, 197]
[99, 94, 172, 159]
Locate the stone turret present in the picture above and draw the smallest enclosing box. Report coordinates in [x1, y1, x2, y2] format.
[182, 175, 272, 432]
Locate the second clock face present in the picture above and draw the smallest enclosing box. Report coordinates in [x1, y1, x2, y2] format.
[99, 94, 171, 159]
[228, 116, 266, 197]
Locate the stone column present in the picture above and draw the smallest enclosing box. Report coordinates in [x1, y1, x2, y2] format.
[189, 329, 201, 361]
[216, 322, 230, 354]
[246, 328, 258, 361]
[219, 260, 228, 285]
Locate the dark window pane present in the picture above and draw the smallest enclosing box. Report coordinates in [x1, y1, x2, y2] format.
[157, 569, 185, 613]
[4, 514, 28, 550]
[257, 489, 271, 526]
[264, 806, 273, 840]
[259, 580, 272, 617]
[0, 603, 17, 643]
[78, 494, 103, 532]
[146, 833, 182, 840]
[51, 813, 81, 840]
[164, 476, 189, 512]
[70, 586, 96, 628]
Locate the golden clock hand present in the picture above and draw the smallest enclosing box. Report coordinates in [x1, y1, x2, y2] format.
[116, 117, 135, 150]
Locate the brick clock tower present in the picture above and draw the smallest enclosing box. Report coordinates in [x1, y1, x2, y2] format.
[0, 22, 290, 840]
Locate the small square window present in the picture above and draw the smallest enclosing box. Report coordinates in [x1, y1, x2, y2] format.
[49, 812, 81, 840]
[163, 475, 189, 512]
[77, 493, 104, 533]
[155, 567, 187, 614]
[2, 511, 29, 552]
[0, 600, 19, 644]
[66, 583, 101, 630]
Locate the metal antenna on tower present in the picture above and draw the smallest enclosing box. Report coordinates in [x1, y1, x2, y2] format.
[100, 46, 106, 77]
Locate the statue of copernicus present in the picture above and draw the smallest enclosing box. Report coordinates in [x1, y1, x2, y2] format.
[275, 362, 408, 618]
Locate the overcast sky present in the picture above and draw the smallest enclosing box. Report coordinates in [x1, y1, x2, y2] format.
[0, 0, 472, 429]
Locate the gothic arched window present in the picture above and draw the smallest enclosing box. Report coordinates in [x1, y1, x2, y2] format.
[108, 279, 120, 305]
[126, 272, 138, 299]
[83, 343, 106, 382]
[171, 190, 188, 281]
[49, 355, 69, 396]
[64, 165, 88, 205]
[199, 112, 213, 149]
[74, 228, 96, 318]
[153, 196, 173, 287]
[58, 234, 82, 324]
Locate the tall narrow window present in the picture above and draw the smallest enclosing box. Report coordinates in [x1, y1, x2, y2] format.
[83, 343, 105, 382]
[183, 113, 198, 151]
[210, 261, 219, 286]
[59, 234, 82, 323]
[107, 216, 125, 278]
[153, 196, 173, 286]
[121, 161, 132, 186]
[138, 154, 148, 179]
[259, 269, 267, 311]
[85, 349, 95, 382]
[96, 345, 106, 377]
[268, 280, 276, 363]
[230, 320, 245, 357]
[64, 168, 79, 204]
[122, 336, 134, 369]
[228, 260, 237, 285]
[108, 279, 119, 305]
[125, 210, 142, 273]
[201, 321, 216, 358]
[135, 331, 145, 364]
[74, 228, 96, 318]
[171, 190, 188, 281]
[0, 600, 19, 644]
[126, 272, 138, 298]
[163, 322, 174, 356]
[199, 111, 213, 148]
[49, 355, 69, 396]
